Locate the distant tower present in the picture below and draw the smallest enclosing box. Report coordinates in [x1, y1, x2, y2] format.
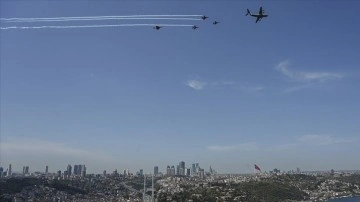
[45, 166, 49, 174]
[170, 165, 175, 176]
[154, 166, 159, 176]
[143, 175, 146, 202]
[8, 164, 12, 177]
[81, 165, 86, 177]
[152, 174, 154, 202]
[0, 167, 3, 178]
[25, 166, 29, 174]
[199, 168, 205, 179]
[186, 168, 191, 176]
[66, 164, 72, 176]
[179, 161, 185, 176]
[191, 163, 196, 176]
[73, 165, 78, 175]
[103, 170, 106, 177]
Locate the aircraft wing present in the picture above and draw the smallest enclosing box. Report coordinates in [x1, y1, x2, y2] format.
[259, 7, 263, 15]
[256, 17, 261, 23]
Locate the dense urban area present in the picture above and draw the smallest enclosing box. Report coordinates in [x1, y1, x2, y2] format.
[1, 163, 360, 202]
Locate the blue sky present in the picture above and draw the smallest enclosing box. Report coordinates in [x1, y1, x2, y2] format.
[1, 1, 360, 174]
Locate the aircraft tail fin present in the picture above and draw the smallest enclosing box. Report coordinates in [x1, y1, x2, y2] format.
[246, 9, 251, 16]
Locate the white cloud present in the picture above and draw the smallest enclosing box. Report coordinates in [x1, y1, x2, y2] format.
[186, 78, 263, 93]
[283, 84, 312, 93]
[275, 60, 343, 82]
[297, 134, 354, 146]
[186, 80, 207, 90]
[211, 81, 236, 86]
[239, 85, 264, 93]
[208, 142, 258, 152]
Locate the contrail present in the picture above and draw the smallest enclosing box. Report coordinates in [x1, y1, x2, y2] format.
[1, 17, 202, 23]
[0, 15, 203, 22]
[0, 24, 194, 30]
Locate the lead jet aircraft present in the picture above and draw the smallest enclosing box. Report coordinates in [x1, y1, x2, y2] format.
[213, 21, 220, 25]
[201, 15, 209, 20]
[153, 25, 162, 30]
[246, 7, 268, 23]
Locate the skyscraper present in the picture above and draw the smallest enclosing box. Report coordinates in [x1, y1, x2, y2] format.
[176, 165, 180, 175]
[191, 163, 196, 176]
[179, 161, 185, 176]
[199, 168, 205, 179]
[74, 165, 79, 175]
[24, 166, 29, 174]
[74, 164, 84, 175]
[66, 164, 72, 177]
[45, 166, 48, 174]
[166, 166, 171, 176]
[0, 167, 3, 178]
[154, 166, 159, 176]
[57, 170, 61, 178]
[186, 168, 191, 176]
[8, 164, 12, 177]
[81, 165, 86, 178]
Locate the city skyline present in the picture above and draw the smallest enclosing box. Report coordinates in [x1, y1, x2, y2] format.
[1, 1, 360, 173]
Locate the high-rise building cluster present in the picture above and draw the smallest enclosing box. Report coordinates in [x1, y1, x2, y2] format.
[73, 164, 86, 177]
[0, 162, 215, 180]
[162, 161, 211, 179]
[59, 164, 87, 179]
[22, 166, 29, 175]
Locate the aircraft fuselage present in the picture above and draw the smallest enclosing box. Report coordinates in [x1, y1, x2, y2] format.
[251, 14, 268, 18]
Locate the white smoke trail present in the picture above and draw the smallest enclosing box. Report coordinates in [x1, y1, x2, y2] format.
[0, 15, 203, 22]
[0, 24, 194, 30]
[1, 17, 202, 23]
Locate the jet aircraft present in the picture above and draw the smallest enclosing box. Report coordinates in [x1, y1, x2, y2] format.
[246, 7, 268, 23]
[192, 25, 199, 30]
[213, 21, 220, 25]
[201, 15, 209, 20]
[153, 26, 162, 30]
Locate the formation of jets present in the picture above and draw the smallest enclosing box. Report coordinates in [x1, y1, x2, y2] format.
[153, 7, 267, 31]
[246, 6, 268, 23]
